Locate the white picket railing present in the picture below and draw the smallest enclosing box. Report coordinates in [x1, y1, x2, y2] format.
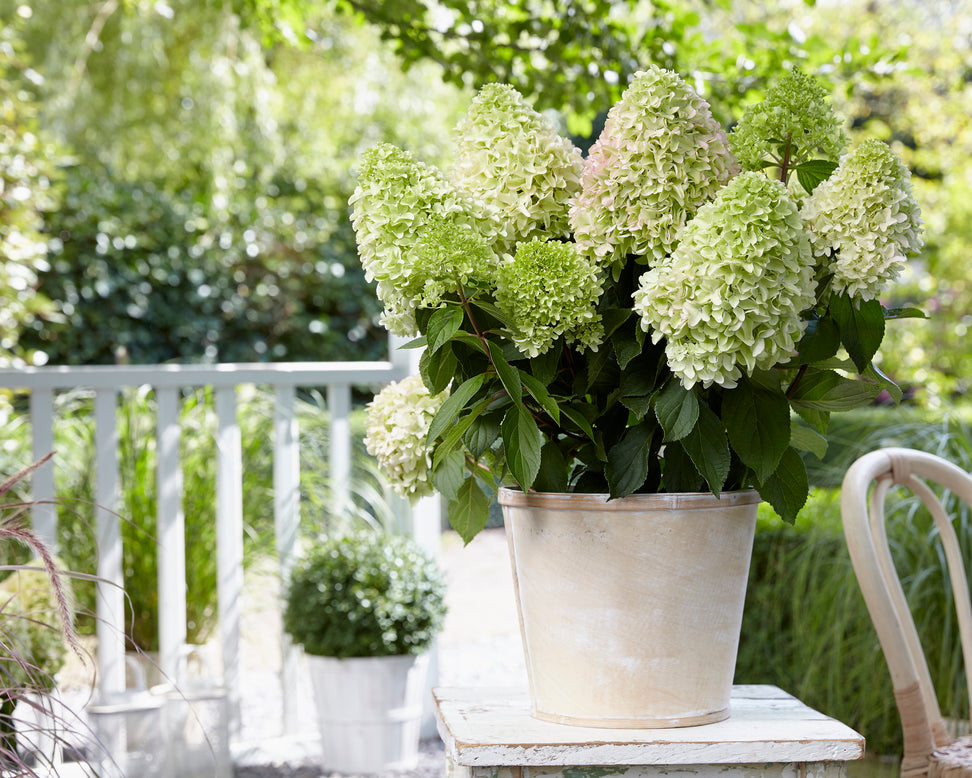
[0, 337, 437, 740]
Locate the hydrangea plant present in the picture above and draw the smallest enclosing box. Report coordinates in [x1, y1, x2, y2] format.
[351, 67, 925, 543]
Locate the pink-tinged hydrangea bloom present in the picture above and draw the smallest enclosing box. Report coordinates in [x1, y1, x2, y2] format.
[570, 65, 739, 277]
[365, 375, 447, 500]
[452, 84, 583, 251]
[634, 172, 815, 389]
[801, 139, 924, 301]
[349, 143, 499, 335]
[495, 239, 603, 358]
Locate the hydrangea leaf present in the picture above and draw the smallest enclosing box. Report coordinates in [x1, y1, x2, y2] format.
[652, 379, 699, 442]
[790, 424, 829, 460]
[449, 476, 491, 546]
[427, 306, 464, 355]
[796, 159, 839, 194]
[681, 404, 730, 496]
[534, 442, 569, 493]
[432, 448, 465, 501]
[501, 404, 543, 490]
[427, 374, 485, 444]
[830, 292, 885, 373]
[606, 420, 655, 498]
[756, 447, 809, 525]
[788, 369, 883, 411]
[721, 377, 791, 484]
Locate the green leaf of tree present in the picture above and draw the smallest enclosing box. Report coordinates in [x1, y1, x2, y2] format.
[432, 397, 491, 469]
[884, 306, 926, 320]
[427, 306, 464, 354]
[790, 423, 828, 459]
[427, 373, 485, 444]
[534, 441, 569, 493]
[652, 379, 699, 442]
[529, 346, 561, 385]
[830, 292, 885, 373]
[756, 447, 809, 525]
[448, 477, 491, 545]
[788, 369, 883, 411]
[681, 405, 730, 496]
[431, 447, 465, 501]
[620, 394, 653, 420]
[721, 377, 790, 484]
[487, 339, 522, 407]
[605, 420, 654, 498]
[420, 344, 458, 394]
[795, 317, 840, 364]
[519, 369, 561, 424]
[661, 440, 704, 493]
[864, 362, 903, 404]
[463, 412, 502, 460]
[501, 405, 543, 490]
[796, 159, 839, 194]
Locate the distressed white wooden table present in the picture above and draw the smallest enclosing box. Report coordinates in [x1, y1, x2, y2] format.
[433, 685, 865, 778]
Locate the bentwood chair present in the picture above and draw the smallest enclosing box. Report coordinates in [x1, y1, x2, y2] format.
[842, 447, 972, 778]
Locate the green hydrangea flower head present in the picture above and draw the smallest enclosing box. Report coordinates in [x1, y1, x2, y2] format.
[495, 238, 603, 358]
[801, 139, 924, 301]
[634, 172, 815, 388]
[729, 68, 848, 173]
[350, 143, 499, 334]
[452, 84, 584, 250]
[570, 65, 739, 277]
[365, 375, 447, 500]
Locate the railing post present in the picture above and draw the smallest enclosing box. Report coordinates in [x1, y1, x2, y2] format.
[327, 383, 352, 525]
[156, 387, 187, 680]
[215, 387, 244, 738]
[29, 388, 57, 551]
[273, 385, 301, 735]
[94, 389, 126, 696]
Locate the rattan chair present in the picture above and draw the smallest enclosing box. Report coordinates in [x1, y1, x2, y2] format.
[841, 447, 972, 778]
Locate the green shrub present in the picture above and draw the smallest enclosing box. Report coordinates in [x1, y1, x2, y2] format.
[283, 531, 446, 658]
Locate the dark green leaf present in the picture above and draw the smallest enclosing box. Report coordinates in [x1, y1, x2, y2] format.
[864, 362, 903, 404]
[519, 369, 561, 424]
[756, 447, 809, 524]
[788, 369, 883, 411]
[790, 424, 828, 459]
[830, 293, 885, 373]
[793, 404, 831, 434]
[501, 405, 543, 490]
[397, 336, 427, 350]
[530, 347, 560, 385]
[620, 394, 653, 420]
[721, 377, 790, 484]
[469, 299, 514, 329]
[427, 306, 464, 354]
[427, 374, 485, 444]
[561, 404, 596, 441]
[605, 420, 654, 498]
[420, 344, 458, 394]
[613, 333, 641, 370]
[884, 306, 926, 320]
[681, 404, 730, 496]
[448, 477, 491, 545]
[583, 347, 611, 391]
[795, 317, 840, 364]
[431, 447, 465, 501]
[433, 397, 491, 468]
[601, 307, 632, 339]
[652, 379, 699, 442]
[661, 441, 704, 493]
[463, 412, 502, 460]
[795, 159, 839, 194]
[487, 340, 522, 407]
[534, 441, 569, 493]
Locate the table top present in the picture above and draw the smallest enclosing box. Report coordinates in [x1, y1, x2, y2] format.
[433, 685, 865, 767]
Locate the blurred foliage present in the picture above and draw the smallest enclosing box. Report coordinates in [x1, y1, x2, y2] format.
[0, 16, 59, 370]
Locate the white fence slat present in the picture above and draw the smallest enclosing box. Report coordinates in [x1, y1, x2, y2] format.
[273, 385, 301, 734]
[215, 386, 244, 737]
[28, 388, 57, 550]
[156, 387, 187, 678]
[327, 383, 352, 522]
[94, 389, 126, 696]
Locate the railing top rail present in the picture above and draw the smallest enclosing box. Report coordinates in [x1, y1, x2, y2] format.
[0, 361, 410, 390]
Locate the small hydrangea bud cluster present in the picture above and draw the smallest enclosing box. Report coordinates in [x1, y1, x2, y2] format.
[635, 173, 815, 388]
[364, 376, 446, 500]
[802, 138, 924, 300]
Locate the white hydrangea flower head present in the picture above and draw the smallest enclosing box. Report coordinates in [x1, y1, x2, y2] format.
[349, 143, 499, 335]
[729, 68, 848, 173]
[365, 375, 447, 500]
[494, 239, 604, 357]
[634, 172, 816, 389]
[801, 139, 924, 301]
[569, 65, 739, 277]
[452, 84, 584, 250]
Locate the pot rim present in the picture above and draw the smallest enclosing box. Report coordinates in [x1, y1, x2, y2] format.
[497, 487, 761, 511]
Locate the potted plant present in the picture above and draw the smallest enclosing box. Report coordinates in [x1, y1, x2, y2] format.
[356, 66, 924, 727]
[282, 530, 446, 773]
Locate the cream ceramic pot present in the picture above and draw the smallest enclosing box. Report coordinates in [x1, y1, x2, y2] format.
[499, 488, 759, 728]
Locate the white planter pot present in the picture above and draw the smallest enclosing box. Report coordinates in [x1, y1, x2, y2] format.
[499, 488, 759, 728]
[307, 653, 429, 773]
